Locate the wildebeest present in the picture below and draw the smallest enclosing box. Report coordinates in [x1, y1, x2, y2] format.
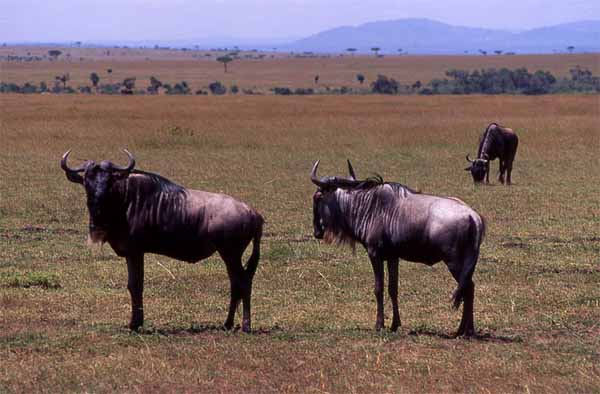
[465, 123, 519, 185]
[311, 160, 485, 337]
[61, 149, 263, 332]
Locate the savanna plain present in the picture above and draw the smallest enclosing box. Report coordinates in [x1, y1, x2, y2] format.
[1, 53, 599, 393]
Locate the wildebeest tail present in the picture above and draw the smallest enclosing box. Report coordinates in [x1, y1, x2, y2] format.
[245, 214, 263, 281]
[452, 214, 485, 309]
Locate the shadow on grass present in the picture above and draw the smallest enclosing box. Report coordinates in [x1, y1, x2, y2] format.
[408, 327, 523, 343]
[132, 322, 284, 337]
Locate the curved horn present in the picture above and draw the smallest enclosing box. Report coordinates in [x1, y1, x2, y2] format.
[61, 150, 86, 184]
[466, 154, 474, 163]
[310, 160, 330, 188]
[109, 149, 135, 172]
[347, 159, 357, 180]
[61, 150, 87, 173]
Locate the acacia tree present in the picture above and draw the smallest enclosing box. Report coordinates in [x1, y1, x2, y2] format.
[48, 50, 62, 60]
[217, 55, 233, 72]
[356, 73, 365, 84]
[346, 48, 357, 56]
[371, 47, 380, 57]
[55, 73, 70, 89]
[90, 72, 100, 90]
[567, 46, 575, 54]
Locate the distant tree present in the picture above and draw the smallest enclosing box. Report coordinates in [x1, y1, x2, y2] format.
[371, 74, 398, 94]
[75, 41, 82, 47]
[217, 55, 233, 72]
[567, 46, 575, 54]
[55, 73, 70, 89]
[371, 47, 381, 57]
[478, 49, 487, 56]
[90, 72, 100, 89]
[356, 73, 365, 84]
[48, 50, 62, 60]
[397, 48, 403, 54]
[346, 48, 357, 56]
[107, 68, 113, 84]
[148, 76, 163, 94]
[494, 50, 503, 55]
[123, 77, 136, 90]
[208, 81, 227, 95]
[314, 74, 319, 84]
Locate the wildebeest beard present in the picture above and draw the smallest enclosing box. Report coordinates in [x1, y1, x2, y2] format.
[88, 225, 108, 245]
[323, 227, 356, 254]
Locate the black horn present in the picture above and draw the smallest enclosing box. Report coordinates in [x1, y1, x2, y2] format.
[310, 160, 330, 188]
[466, 154, 474, 163]
[109, 149, 136, 172]
[61, 150, 87, 184]
[347, 159, 357, 180]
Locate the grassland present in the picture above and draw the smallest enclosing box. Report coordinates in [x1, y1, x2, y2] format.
[2, 46, 599, 92]
[1, 91, 598, 393]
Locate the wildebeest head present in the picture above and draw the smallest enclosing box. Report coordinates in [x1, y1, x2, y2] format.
[465, 154, 488, 184]
[310, 160, 361, 241]
[61, 149, 135, 243]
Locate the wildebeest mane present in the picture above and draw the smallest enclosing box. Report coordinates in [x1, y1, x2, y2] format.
[478, 123, 503, 158]
[129, 169, 186, 195]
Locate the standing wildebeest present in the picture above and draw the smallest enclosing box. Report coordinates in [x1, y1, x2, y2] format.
[311, 160, 485, 336]
[61, 149, 263, 332]
[465, 123, 519, 185]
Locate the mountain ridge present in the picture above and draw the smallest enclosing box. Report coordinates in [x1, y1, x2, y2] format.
[286, 18, 600, 54]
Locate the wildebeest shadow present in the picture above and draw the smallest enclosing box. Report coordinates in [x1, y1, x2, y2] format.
[407, 328, 523, 343]
[131, 322, 283, 337]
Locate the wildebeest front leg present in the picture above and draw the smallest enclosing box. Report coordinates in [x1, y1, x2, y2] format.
[369, 252, 385, 330]
[126, 254, 144, 331]
[387, 258, 401, 331]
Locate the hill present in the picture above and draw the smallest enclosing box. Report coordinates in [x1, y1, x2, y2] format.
[286, 18, 600, 54]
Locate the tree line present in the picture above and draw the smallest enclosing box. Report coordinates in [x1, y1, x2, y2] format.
[1, 66, 598, 95]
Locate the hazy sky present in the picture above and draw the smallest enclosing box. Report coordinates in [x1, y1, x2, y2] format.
[3, 0, 600, 43]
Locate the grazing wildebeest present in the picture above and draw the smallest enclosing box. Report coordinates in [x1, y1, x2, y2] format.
[311, 160, 485, 337]
[465, 123, 519, 185]
[61, 149, 263, 332]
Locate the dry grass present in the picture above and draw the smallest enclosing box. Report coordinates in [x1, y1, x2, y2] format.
[2, 46, 599, 91]
[0, 93, 599, 393]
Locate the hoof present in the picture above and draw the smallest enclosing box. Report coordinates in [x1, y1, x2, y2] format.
[455, 328, 476, 338]
[223, 321, 234, 331]
[390, 322, 401, 332]
[129, 321, 143, 331]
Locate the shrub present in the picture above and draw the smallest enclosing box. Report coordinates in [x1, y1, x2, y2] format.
[209, 81, 227, 95]
[371, 74, 399, 94]
[230, 85, 239, 94]
[294, 88, 314, 95]
[272, 87, 292, 95]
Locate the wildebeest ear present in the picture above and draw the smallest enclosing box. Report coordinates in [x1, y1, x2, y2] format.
[65, 172, 84, 184]
[111, 171, 131, 180]
[464, 166, 472, 171]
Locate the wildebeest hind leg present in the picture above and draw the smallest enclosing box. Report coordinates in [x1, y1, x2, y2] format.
[498, 160, 505, 184]
[222, 252, 252, 332]
[126, 254, 144, 331]
[387, 258, 401, 331]
[446, 265, 475, 337]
